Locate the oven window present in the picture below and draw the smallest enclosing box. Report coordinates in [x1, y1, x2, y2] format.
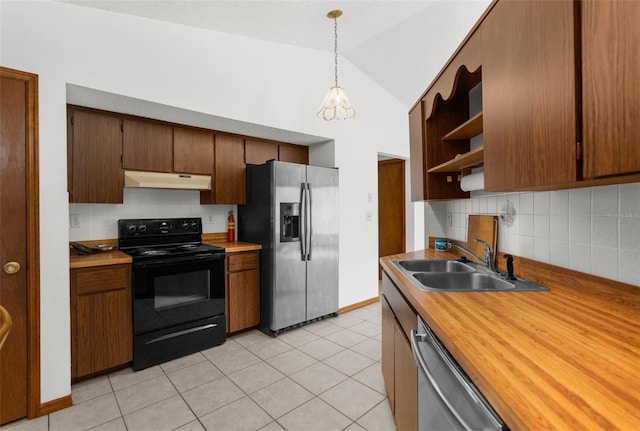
[154, 270, 210, 310]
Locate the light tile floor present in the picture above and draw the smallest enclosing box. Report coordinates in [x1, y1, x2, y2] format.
[1, 302, 395, 431]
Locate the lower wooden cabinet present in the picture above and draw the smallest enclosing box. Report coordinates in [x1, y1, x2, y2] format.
[381, 272, 418, 431]
[70, 264, 132, 379]
[227, 250, 260, 333]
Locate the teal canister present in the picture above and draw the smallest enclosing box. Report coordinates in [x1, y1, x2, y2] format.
[434, 239, 447, 251]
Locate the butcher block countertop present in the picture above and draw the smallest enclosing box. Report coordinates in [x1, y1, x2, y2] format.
[380, 249, 640, 430]
[70, 235, 261, 269]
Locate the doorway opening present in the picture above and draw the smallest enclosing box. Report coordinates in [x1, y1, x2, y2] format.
[378, 158, 406, 279]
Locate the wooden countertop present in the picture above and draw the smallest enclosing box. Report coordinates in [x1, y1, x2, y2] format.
[70, 249, 132, 269]
[380, 249, 640, 430]
[70, 236, 261, 269]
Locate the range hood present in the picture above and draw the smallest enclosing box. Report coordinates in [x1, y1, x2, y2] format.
[124, 170, 211, 190]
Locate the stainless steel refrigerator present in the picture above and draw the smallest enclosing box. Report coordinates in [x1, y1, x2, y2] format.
[238, 160, 339, 335]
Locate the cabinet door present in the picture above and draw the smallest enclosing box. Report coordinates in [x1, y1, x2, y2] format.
[123, 119, 173, 172]
[68, 109, 123, 203]
[482, 0, 577, 191]
[245, 139, 278, 165]
[582, 0, 640, 178]
[394, 320, 417, 431]
[381, 295, 395, 413]
[279, 144, 308, 165]
[228, 251, 260, 333]
[214, 135, 246, 204]
[173, 127, 214, 174]
[409, 102, 425, 202]
[71, 265, 132, 378]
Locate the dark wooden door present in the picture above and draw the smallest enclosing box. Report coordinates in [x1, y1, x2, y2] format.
[582, 0, 640, 178]
[1, 68, 38, 424]
[245, 139, 278, 165]
[213, 135, 246, 204]
[173, 127, 214, 175]
[122, 119, 173, 172]
[278, 144, 308, 165]
[482, 0, 577, 190]
[378, 159, 405, 279]
[68, 109, 123, 203]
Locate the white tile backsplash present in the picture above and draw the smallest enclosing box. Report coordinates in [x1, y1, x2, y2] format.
[426, 183, 640, 287]
[69, 189, 234, 241]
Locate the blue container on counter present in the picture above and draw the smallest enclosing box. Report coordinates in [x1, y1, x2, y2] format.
[434, 239, 447, 251]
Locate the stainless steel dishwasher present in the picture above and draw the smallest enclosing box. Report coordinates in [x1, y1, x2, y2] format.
[411, 316, 508, 430]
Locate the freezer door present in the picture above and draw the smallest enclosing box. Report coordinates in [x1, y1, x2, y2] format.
[305, 165, 339, 320]
[272, 162, 308, 331]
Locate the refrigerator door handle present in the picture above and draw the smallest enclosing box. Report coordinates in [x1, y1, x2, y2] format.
[300, 183, 307, 261]
[306, 183, 312, 261]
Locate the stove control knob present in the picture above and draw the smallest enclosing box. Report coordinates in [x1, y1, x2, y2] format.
[127, 224, 137, 233]
[190, 222, 198, 231]
[182, 222, 190, 230]
[138, 224, 147, 233]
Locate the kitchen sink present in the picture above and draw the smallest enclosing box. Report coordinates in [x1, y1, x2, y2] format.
[396, 259, 475, 273]
[413, 272, 514, 291]
[391, 258, 548, 292]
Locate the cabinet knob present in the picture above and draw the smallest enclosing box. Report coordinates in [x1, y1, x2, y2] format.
[3, 262, 21, 274]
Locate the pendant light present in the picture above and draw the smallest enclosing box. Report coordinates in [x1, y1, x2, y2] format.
[317, 10, 355, 121]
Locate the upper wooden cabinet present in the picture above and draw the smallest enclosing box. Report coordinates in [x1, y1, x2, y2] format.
[410, 25, 482, 201]
[246, 139, 309, 166]
[122, 119, 173, 173]
[173, 127, 214, 175]
[581, 0, 640, 179]
[201, 135, 246, 204]
[279, 144, 309, 165]
[67, 108, 124, 203]
[246, 139, 278, 165]
[482, 0, 577, 191]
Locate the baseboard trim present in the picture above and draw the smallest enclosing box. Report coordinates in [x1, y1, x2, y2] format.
[339, 296, 380, 314]
[39, 395, 72, 416]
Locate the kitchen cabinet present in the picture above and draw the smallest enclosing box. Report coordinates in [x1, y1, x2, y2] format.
[582, 0, 640, 179]
[245, 139, 278, 165]
[381, 272, 417, 430]
[482, 0, 577, 191]
[226, 250, 260, 333]
[67, 108, 124, 203]
[409, 22, 482, 201]
[201, 134, 246, 204]
[278, 143, 308, 165]
[70, 264, 132, 379]
[173, 127, 214, 175]
[246, 138, 309, 166]
[122, 119, 173, 173]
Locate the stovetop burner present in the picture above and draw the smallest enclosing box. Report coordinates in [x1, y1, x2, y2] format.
[117, 218, 225, 260]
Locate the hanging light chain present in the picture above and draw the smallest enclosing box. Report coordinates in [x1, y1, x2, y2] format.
[334, 16, 339, 87]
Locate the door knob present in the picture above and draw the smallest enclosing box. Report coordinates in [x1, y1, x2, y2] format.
[3, 262, 21, 274]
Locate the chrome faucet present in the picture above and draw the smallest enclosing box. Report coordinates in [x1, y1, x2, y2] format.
[447, 238, 497, 273]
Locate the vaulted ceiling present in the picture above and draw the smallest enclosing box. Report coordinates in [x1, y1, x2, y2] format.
[57, 0, 491, 108]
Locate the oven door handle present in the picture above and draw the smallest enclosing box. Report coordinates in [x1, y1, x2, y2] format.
[132, 253, 225, 268]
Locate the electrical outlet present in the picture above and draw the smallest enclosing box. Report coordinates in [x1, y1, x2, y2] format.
[447, 212, 453, 227]
[365, 211, 372, 222]
[70, 214, 81, 228]
[207, 214, 215, 223]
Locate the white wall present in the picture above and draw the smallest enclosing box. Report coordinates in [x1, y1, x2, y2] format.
[426, 184, 640, 287]
[0, 0, 428, 403]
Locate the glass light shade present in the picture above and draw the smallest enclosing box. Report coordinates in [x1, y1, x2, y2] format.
[317, 86, 355, 121]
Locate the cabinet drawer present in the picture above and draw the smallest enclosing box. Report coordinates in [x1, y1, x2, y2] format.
[228, 252, 259, 272]
[382, 272, 417, 340]
[74, 265, 130, 295]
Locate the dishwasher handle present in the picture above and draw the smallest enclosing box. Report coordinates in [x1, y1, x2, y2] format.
[411, 327, 505, 431]
[411, 330, 473, 431]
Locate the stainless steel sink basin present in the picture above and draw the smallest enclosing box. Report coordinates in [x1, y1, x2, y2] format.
[413, 272, 515, 291]
[396, 259, 475, 273]
[390, 258, 548, 292]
